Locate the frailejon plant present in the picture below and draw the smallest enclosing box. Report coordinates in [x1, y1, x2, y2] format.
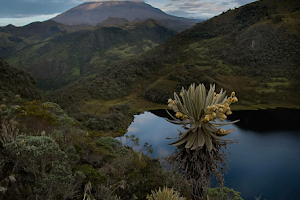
[146, 187, 186, 200]
[166, 83, 239, 200]
[166, 83, 239, 151]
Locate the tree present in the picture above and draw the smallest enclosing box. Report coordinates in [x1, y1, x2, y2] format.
[166, 83, 239, 200]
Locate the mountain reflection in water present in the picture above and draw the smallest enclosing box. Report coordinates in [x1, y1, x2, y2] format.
[119, 109, 300, 200]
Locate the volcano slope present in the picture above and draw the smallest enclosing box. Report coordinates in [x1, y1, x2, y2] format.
[52, 1, 200, 32]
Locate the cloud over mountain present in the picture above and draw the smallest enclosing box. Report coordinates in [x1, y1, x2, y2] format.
[163, 0, 233, 18]
[161, 0, 256, 19]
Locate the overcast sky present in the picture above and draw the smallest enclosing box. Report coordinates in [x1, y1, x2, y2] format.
[0, 0, 257, 26]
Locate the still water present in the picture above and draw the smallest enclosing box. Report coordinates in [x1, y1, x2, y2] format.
[119, 109, 300, 200]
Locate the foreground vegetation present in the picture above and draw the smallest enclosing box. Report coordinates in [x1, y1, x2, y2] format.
[0, 97, 193, 200]
[0, 95, 246, 200]
[0, 59, 244, 199]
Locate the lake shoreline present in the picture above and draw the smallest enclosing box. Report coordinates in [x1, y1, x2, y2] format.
[121, 109, 300, 200]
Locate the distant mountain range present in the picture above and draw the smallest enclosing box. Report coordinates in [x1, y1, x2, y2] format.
[0, 20, 91, 59]
[0, 1, 200, 91]
[0, 1, 200, 60]
[52, 1, 201, 32]
[6, 19, 177, 90]
[47, 0, 300, 116]
[1, 0, 299, 119]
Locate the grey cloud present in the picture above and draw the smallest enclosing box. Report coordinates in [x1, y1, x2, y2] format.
[166, 9, 213, 19]
[165, 3, 174, 7]
[167, 9, 195, 17]
[164, 0, 244, 19]
[179, 2, 215, 9]
[0, 0, 78, 18]
[175, 2, 228, 13]
[231, 0, 256, 5]
[220, 2, 229, 5]
[87, 0, 143, 1]
[170, 0, 198, 2]
[170, 0, 189, 2]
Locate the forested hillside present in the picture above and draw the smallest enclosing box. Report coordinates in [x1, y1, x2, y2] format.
[49, 0, 300, 120]
[0, 57, 41, 100]
[7, 19, 177, 90]
[0, 20, 89, 59]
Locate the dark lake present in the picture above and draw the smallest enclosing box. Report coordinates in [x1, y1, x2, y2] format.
[119, 108, 300, 200]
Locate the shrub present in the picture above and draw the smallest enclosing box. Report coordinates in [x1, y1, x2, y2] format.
[100, 150, 191, 200]
[43, 102, 77, 126]
[207, 187, 244, 200]
[95, 137, 129, 161]
[75, 165, 107, 186]
[3, 135, 84, 200]
[18, 100, 57, 125]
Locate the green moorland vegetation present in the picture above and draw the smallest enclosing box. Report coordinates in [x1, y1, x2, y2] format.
[0, 58, 41, 100]
[0, 59, 243, 199]
[5, 19, 176, 90]
[44, 0, 300, 123]
[0, 97, 244, 200]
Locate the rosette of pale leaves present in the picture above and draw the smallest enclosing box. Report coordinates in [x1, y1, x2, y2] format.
[146, 187, 186, 200]
[166, 83, 239, 151]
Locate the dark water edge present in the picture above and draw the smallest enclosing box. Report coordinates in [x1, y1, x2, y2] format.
[227, 108, 300, 132]
[151, 108, 300, 132]
[120, 108, 300, 200]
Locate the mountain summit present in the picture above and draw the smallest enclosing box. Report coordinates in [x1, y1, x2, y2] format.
[52, 1, 199, 32]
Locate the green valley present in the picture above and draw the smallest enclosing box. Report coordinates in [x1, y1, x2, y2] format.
[48, 0, 300, 120]
[6, 19, 177, 90]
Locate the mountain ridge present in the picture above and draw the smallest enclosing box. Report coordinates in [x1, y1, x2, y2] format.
[7, 19, 177, 90]
[0, 20, 91, 59]
[47, 0, 300, 116]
